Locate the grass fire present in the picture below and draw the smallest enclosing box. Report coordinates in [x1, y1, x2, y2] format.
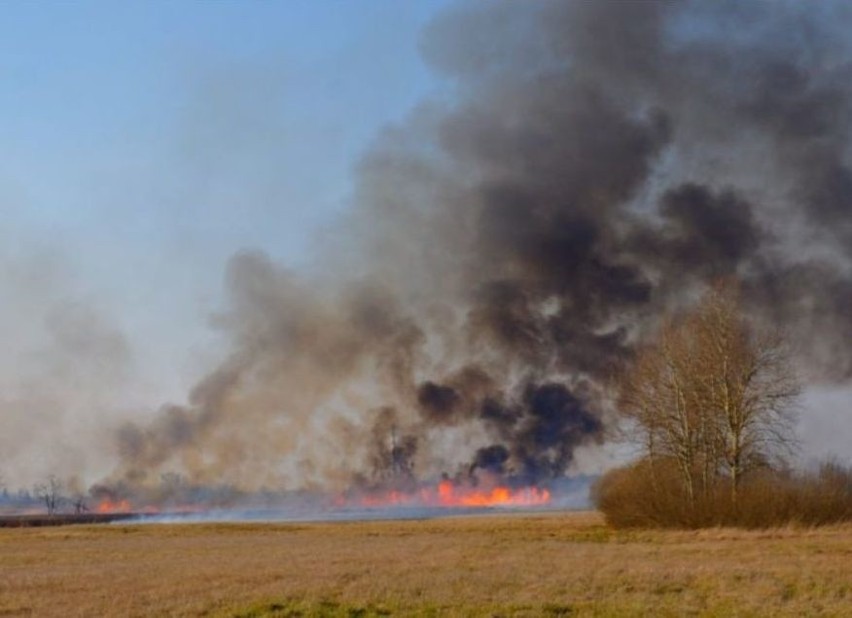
[351, 479, 551, 509]
[3, 0, 852, 616]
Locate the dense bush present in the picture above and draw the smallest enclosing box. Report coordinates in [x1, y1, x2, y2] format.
[593, 458, 852, 529]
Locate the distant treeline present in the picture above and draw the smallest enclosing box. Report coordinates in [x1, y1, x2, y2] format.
[0, 488, 42, 512]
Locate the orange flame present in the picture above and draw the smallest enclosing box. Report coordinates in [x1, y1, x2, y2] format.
[94, 500, 198, 515]
[96, 499, 131, 513]
[357, 480, 551, 508]
[437, 480, 550, 507]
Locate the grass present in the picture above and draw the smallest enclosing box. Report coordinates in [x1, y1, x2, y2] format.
[1, 511, 851, 616]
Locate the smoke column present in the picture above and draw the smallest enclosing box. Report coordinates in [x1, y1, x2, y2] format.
[110, 0, 852, 495]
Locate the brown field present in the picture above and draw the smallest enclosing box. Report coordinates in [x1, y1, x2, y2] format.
[1, 511, 851, 617]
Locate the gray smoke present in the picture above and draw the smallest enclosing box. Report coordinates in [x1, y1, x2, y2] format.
[110, 0, 852, 495]
[0, 249, 134, 487]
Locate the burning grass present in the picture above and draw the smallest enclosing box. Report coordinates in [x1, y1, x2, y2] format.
[2, 511, 851, 616]
[354, 479, 551, 509]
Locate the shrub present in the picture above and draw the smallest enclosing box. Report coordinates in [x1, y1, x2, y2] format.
[594, 458, 852, 529]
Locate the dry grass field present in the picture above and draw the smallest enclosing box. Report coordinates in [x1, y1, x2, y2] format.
[1, 511, 851, 617]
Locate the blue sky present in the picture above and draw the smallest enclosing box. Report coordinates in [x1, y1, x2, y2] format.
[0, 0, 454, 403]
[2, 0, 452, 259]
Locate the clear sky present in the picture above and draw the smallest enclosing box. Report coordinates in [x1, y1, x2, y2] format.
[0, 0, 453, 404]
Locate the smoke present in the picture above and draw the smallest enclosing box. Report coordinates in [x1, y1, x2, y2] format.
[106, 0, 852, 496]
[0, 247, 134, 486]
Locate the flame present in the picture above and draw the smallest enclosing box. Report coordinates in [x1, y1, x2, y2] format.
[93, 500, 204, 515]
[435, 480, 550, 507]
[356, 480, 551, 509]
[90, 482, 551, 516]
[96, 499, 131, 513]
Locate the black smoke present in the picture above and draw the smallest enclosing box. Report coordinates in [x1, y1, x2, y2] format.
[417, 381, 462, 424]
[108, 1, 852, 496]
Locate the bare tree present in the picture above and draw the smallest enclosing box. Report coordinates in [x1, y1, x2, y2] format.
[619, 318, 711, 507]
[34, 475, 64, 516]
[617, 282, 800, 511]
[71, 494, 89, 515]
[691, 284, 800, 505]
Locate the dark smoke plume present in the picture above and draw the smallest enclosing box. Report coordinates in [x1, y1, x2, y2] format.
[109, 0, 852, 496]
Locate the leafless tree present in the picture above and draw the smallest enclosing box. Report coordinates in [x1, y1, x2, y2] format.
[34, 475, 64, 516]
[619, 318, 711, 507]
[618, 281, 800, 510]
[71, 494, 89, 515]
[691, 284, 800, 504]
